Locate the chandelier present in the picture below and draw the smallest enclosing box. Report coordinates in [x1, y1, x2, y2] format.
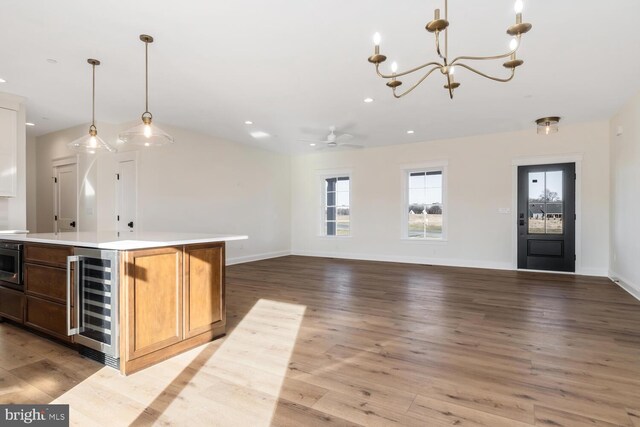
[368, 0, 532, 99]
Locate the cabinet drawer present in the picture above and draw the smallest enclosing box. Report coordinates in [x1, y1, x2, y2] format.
[0, 286, 24, 323]
[24, 263, 68, 304]
[24, 244, 73, 268]
[25, 296, 72, 342]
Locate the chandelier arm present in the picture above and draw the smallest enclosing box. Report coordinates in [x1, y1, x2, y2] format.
[391, 66, 441, 98]
[435, 32, 447, 61]
[450, 35, 522, 65]
[455, 63, 516, 83]
[376, 61, 443, 80]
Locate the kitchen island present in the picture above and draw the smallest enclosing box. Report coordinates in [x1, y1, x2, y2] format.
[0, 231, 248, 375]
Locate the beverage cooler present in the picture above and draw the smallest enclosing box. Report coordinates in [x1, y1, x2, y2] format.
[67, 248, 120, 368]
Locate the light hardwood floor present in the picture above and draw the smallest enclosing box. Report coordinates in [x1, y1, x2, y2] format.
[1, 255, 640, 426]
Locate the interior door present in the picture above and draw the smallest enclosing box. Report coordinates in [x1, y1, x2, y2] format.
[517, 163, 575, 272]
[55, 163, 78, 232]
[117, 159, 137, 234]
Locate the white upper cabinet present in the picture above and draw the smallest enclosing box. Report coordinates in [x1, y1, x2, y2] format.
[0, 106, 18, 197]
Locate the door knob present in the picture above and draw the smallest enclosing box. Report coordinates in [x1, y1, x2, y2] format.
[70, 221, 76, 228]
[127, 221, 134, 228]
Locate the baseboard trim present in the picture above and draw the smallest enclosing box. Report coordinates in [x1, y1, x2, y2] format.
[291, 250, 512, 271]
[291, 250, 608, 277]
[609, 272, 640, 302]
[226, 250, 291, 266]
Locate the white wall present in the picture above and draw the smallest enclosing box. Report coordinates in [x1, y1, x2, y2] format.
[291, 121, 610, 276]
[610, 92, 640, 298]
[26, 134, 37, 232]
[0, 93, 26, 231]
[35, 122, 291, 264]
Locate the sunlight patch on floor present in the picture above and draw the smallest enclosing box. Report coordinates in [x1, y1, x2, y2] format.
[52, 299, 306, 426]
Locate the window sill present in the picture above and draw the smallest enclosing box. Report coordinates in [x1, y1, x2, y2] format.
[317, 235, 352, 240]
[400, 237, 448, 244]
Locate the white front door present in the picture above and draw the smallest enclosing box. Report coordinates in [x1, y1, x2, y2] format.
[116, 159, 137, 233]
[54, 163, 78, 232]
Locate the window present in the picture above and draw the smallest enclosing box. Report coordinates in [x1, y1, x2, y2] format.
[323, 176, 350, 236]
[405, 168, 445, 239]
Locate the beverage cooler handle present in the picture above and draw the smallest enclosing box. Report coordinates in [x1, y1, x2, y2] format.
[66, 255, 82, 336]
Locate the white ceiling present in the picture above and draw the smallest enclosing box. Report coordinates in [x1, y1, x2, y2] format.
[2, 0, 639, 153]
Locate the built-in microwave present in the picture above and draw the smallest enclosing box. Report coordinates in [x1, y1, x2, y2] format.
[0, 242, 22, 290]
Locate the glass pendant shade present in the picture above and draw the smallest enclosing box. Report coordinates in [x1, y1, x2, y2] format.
[118, 122, 174, 147]
[68, 128, 116, 153]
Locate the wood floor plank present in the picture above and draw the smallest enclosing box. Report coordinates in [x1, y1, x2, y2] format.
[534, 405, 628, 427]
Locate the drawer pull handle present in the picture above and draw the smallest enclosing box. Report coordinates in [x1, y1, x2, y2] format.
[66, 255, 82, 336]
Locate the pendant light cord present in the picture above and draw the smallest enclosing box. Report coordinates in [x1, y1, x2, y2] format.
[145, 40, 149, 114]
[92, 62, 96, 127]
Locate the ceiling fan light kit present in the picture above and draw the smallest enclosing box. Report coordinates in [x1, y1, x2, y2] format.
[368, 0, 532, 99]
[299, 126, 363, 149]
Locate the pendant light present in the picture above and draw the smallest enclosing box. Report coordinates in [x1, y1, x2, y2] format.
[118, 34, 174, 147]
[68, 59, 116, 153]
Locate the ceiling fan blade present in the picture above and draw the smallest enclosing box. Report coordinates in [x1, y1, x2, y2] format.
[339, 143, 364, 149]
[336, 133, 354, 142]
[298, 138, 326, 143]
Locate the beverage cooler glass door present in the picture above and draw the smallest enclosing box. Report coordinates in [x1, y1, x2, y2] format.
[67, 248, 119, 358]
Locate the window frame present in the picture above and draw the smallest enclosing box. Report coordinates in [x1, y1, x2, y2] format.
[400, 161, 448, 242]
[318, 170, 352, 238]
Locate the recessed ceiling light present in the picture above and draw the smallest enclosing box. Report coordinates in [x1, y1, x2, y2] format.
[25, 122, 35, 127]
[244, 121, 253, 125]
[250, 131, 270, 139]
[0, 78, 6, 83]
[310, 143, 316, 147]
[364, 97, 374, 103]
[46, 59, 58, 64]
[407, 130, 415, 134]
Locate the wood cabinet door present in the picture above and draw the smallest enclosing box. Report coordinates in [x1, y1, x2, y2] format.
[184, 243, 225, 338]
[123, 247, 183, 360]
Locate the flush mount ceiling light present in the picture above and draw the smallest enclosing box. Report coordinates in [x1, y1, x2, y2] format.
[368, 0, 532, 99]
[536, 117, 560, 135]
[25, 122, 35, 127]
[0, 78, 6, 83]
[363, 97, 374, 103]
[118, 34, 174, 147]
[68, 59, 116, 154]
[244, 121, 253, 125]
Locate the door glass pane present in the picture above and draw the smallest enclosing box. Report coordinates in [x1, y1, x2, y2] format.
[528, 170, 563, 235]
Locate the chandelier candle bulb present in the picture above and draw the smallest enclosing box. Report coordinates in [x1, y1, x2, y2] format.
[510, 38, 519, 51]
[514, 0, 524, 14]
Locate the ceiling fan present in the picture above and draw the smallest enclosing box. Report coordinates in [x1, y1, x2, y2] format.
[299, 126, 363, 149]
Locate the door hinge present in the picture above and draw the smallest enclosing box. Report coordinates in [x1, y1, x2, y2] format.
[575, 254, 577, 261]
[117, 215, 120, 221]
[116, 173, 120, 180]
[574, 214, 577, 220]
[54, 215, 58, 221]
[53, 177, 57, 183]
[574, 173, 577, 180]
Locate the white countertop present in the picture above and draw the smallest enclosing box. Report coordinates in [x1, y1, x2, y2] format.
[0, 231, 248, 250]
